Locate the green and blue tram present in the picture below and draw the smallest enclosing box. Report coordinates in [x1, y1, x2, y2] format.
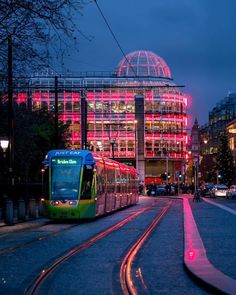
[43, 150, 139, 219]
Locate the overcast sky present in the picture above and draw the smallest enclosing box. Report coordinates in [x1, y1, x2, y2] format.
[54, 0, 236, 126]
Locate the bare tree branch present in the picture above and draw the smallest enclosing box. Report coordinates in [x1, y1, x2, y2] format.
[0, 0, 88, 76]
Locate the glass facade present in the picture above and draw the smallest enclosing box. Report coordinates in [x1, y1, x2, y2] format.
[15, 51, 188, 183]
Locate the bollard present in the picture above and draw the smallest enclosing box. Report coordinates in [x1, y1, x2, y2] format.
[35, 201, 39, 219]
[29, 198, 36, 218]
[13, 203, 18, 223]
[5, 199, 14, 224]
[39, 199, 45, 216]
[18, 199, 26, 220]
[0, 207, 2, 221]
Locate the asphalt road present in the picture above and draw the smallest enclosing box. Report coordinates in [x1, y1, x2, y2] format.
[1, 196, 236, 294]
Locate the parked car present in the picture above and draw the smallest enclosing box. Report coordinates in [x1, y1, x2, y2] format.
[226, 185, 236, 199]
[201, 182, 214, 197]
[210, 184, 228, 198]
[155, 185, 167, 196]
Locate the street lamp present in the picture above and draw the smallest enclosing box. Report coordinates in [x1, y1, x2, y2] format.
[216, 170, 221, 185]
[0, 138, 9, 155]
[134, 120, 138, 172]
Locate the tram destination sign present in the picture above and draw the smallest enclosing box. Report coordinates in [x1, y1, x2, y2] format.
[51, 157, 81, 165]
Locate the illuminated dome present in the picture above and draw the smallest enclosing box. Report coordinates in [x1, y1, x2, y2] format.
[116, 50, 171, 78]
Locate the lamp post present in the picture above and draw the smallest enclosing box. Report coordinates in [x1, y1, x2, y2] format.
[0, 138, 9, 184]
[41, 169, 45, 195]
[163, 148, 169, 184]
[134, 120, 138, 172]
[166, 153, 169, 184]
[7, 34, 14, 186]
[193, 158, 199, 193]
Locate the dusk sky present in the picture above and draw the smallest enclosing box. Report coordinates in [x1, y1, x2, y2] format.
[54, 0, 236, 126]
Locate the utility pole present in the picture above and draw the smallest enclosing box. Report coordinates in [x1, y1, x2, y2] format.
[8, 34, 14, 186]
[134, 120, 138, 171]
[166, 153, 169, 184]
[54, 76, 59, 148]
[111, 142, 115, 159]
[81, 90, 87, 149]
[106, 123, 120, 160]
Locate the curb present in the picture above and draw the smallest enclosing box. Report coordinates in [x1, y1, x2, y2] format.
[183, 197, 236, 294]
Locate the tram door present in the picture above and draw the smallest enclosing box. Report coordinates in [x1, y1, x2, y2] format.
[80, 164, 94, 200]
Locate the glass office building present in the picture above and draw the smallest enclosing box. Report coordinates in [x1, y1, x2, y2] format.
[16, 50, 189, 183]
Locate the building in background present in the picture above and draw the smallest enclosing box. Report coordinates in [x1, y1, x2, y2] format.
[201, 93, 236, 155]
[190, 118, 200, 162]
[199, 93, 236, 182]
[226, 119, 236, 164]
[15, 50, 189, 184]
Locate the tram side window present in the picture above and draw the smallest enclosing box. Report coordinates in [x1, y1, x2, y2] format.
[96, 165, 105, 195]
[81, 165, 94, 200]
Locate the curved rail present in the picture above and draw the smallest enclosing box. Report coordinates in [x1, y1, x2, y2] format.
[120, 201, 172, 295]
[25, 207, 149, 295]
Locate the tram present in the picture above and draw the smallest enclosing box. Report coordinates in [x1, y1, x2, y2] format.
[43, 150, 139, 219]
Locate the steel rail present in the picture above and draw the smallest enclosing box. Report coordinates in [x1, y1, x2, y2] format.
[120, 202, 172, 295]
[25, 207, 149, 295]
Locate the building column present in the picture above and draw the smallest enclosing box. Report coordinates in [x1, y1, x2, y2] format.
[135, 95, 145, 182]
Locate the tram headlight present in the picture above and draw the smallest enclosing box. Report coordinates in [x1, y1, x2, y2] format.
[51, 200, 60, 206]
[69, 200, 77, 206]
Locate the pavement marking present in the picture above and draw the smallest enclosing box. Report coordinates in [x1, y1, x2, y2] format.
[203, 197, 236, 215]
[183, 197, 236, 295]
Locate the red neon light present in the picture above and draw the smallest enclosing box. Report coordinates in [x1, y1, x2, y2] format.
[17, 93, 27, 104]
[186, 249, 196, 260]
[33, 92, 42, 101]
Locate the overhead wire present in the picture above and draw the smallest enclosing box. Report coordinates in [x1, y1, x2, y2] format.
[93, 0, 137, 77]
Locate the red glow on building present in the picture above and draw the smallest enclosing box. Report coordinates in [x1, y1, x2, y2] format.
[14, 50, 190, 183]
[116, 50, 172, 79]
[17, 93, 27, 104]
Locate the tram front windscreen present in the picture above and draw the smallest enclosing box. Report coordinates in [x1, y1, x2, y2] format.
[51, 157, 82, 200]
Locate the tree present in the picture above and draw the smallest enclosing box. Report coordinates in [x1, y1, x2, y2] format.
[0, 0, 87, 76]
[0, 100, 71, 184]
[215, 133, 235, 185]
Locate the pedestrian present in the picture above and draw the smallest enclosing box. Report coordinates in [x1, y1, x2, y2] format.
[193, 189, 201, 202]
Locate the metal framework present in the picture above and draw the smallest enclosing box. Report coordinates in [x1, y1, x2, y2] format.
[14, 50, 189, 182]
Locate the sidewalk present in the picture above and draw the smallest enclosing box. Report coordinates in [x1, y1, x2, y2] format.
[184, 196, 236, 294]
[0, 217, 50, 233]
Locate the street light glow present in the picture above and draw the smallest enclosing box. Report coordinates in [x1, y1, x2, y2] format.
[0, 139, 9, 152]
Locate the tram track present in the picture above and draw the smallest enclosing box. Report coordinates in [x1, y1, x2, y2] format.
[25, 206, 150, 295]
[0, 203, 155, 256]
[120, 201, 172, 295]
[0, 223, 80, 255]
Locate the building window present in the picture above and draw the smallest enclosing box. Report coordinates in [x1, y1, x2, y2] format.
[66, 102, 72, 111]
